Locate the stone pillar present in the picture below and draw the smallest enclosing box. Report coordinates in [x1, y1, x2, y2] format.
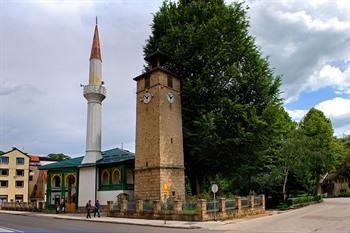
[136, 200, 143, 214]
[196, 199, 207, 221]
[260, 194, 265, 210]
[218, 198, 226, 212]
[173, 199, 182, 214]
[153, 200, 161, 215]
[107, 201, 114, 212]
[120, 199, 128, 214]
[249, 195, 255, 209]
[235, 196, 241, 211]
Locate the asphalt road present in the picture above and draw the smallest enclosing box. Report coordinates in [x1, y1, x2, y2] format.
[0, 198, 348, 233]
[213, 198, 350, 233]
[0, 213, 217, 233]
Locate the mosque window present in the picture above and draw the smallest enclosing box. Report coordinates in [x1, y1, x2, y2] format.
[111, 169, 120, 185]
[53, 175, 61, 188]
[101, 170, 109, 185]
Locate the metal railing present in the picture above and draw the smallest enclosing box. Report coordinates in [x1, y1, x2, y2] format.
[206, 200, 219, 212]
[241, 197, 249, 208]
[142, 201, 152, 213]
[182, 202, 197, 214]
[254, 196, 260, 206]
[225, 199, 236, 210]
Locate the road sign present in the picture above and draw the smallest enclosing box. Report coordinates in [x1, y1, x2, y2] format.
[211, 184, 218, 193]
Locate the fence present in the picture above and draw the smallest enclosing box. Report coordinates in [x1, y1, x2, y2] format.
[0, 201, 45, 212]
[107, 194, 265, 221]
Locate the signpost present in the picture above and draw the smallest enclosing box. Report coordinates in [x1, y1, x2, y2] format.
[211, 184, 218, 221]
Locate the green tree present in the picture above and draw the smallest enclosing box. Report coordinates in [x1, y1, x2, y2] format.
[298, 108, 344, 194]
[335, 135, 350, 179]
[144, 0, 288, 194]
[47, 153, 71, 161]
[0, 151, 4, 155]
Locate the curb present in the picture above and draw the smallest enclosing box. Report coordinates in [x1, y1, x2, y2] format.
[0, 211, 201, 229]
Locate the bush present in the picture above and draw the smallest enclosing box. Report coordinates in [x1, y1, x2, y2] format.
[288, 195, 322, 205]
[335, 192, 350, 197]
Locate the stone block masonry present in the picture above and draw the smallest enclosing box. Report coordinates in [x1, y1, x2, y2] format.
[108, 195, 265, 221]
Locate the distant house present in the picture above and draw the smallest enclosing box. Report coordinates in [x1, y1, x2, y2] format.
[0, 148, 30, 203]
[29, 155, 58, 206]
[322, 158, 350, 197]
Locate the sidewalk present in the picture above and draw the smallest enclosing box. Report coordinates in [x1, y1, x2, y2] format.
[0, 210, 202, 229]
[0, 209, 272, 230]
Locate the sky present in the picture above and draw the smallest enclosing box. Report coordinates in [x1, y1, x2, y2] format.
[0, 0, 349, 157]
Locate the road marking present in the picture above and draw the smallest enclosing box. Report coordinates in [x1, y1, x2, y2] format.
[0, 226, 23, 232]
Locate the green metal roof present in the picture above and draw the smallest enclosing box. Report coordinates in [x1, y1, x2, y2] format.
[40, 148, 134, 170]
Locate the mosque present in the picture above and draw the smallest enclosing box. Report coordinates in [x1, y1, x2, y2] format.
[41, 21, 185, 212]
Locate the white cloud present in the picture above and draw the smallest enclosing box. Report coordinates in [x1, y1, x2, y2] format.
[286, 109, 307, 122]
[287, 97, 350, 136]
[315, 97, 350, 118]
[248, 0, 350, 102]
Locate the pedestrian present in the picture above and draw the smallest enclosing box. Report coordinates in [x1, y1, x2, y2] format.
[60, 199, 66, 213]
[94, 200, 101, 218]
[55, 201, 59, 214]
[86, 200, 92, 219]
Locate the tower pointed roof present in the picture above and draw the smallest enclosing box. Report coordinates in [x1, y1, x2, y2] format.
[90, 19, 102, 61]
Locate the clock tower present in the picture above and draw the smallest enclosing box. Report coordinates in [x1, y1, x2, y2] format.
[134, 51, 185, 201]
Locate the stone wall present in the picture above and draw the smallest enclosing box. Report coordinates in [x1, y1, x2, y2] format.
[108, 195, 265, 221]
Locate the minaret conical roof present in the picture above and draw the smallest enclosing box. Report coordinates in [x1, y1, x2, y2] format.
[90, 21, 101, 61]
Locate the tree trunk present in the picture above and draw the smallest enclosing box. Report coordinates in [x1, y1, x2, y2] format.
[195, 177, 201, 196]
[282, 168, 289, 201]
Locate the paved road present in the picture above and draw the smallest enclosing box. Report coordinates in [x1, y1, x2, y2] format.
[215, 198, 350, 233]
[0, 198, 348, 233]
[0, 213, 217, 233]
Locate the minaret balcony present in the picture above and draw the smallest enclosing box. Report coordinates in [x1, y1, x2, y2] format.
[83, 85, 106, 101]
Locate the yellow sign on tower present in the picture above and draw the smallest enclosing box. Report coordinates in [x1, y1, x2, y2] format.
[162, 183, 169, 195]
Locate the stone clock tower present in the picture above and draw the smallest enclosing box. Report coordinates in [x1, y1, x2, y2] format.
[134, 51, 185, 201]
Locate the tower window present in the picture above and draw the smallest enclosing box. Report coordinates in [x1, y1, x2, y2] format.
[167, 75, 173, 88]
[171, 138, 173, 144]
[145, 75, 150, 89]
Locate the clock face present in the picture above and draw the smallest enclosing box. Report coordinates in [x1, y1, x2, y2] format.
[167, 92, 175, 103]
[143, 92, 152, 104]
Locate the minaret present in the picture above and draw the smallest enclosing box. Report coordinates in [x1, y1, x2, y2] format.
[82, 18, 106, 164]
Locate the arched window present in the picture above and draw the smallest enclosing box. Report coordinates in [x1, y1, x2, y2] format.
[101, 170, 109, 185]
[53, 175, 61, 188]
[111, 168, 120, 184]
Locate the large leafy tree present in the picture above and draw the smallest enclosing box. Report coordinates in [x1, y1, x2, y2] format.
[298, 108, 344, 194]
[47, 153, 71, 161]
[144, 0, 291, 194]
[337, 135, 350, 179]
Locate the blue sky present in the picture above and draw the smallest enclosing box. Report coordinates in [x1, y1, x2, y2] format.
[0, 0, 349, 156]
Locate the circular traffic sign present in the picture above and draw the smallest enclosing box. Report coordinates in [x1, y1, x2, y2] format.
[211, 184, 218, 193]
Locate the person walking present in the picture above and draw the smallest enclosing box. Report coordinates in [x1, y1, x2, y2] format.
[94, 200, 101, 218]
[86, 200, 92, 219]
